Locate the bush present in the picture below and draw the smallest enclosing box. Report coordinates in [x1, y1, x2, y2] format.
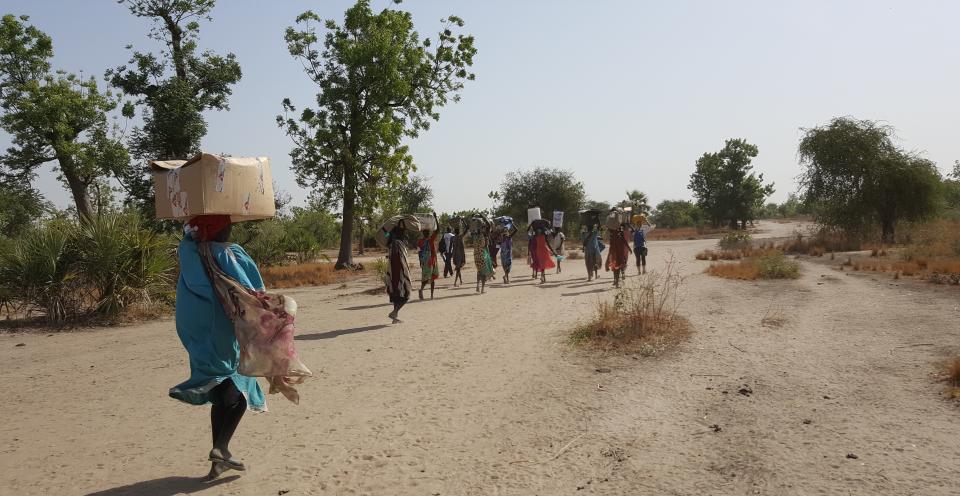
[233, 219, 289, 266]
[719, 231, 752, 250]
[707, 252, 800, 280]
[0, 212, 176, 323]
[571, 257, 690, 355]
[756, 252, 800, 279]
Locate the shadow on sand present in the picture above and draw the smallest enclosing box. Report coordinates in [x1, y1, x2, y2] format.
[85, 475, 240, 496]
[339, 292, 475, 311]
[296, 324, 390, 341]
[561, 288, 609, 297]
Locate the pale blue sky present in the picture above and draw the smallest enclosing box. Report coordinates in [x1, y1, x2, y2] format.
[3, 0, 958, 213]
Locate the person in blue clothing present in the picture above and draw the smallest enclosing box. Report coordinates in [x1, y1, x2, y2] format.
[169, 214, 266, 481]
[633, 218, 654, 274]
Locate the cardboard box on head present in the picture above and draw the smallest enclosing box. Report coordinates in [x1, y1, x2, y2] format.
[150, 153, 276, 221]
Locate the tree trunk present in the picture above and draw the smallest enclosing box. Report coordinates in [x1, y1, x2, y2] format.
[881, 218, 895, 245]
[163, 16, 187, 80]
[58, 155, 94, 222]
[336, 168, 357, 269]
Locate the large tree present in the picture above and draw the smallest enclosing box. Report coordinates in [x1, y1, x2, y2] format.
[0, 14, 130, 221]
[798, 117, 941, 243]
[491, 167, 586, 224]
[688, 138, 774, 228]
[278, 1, 476, 268]
[107, 0, 241, 212]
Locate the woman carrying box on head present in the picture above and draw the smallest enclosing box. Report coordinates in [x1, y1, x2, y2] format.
[170, 214, 266, 481]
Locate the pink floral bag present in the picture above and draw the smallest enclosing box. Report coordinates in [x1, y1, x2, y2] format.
[199, 243, 312, 404]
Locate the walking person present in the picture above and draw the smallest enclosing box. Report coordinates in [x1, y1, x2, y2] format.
[494, 216, 518, 284]
[605, 210, 631, 288]
[632, 215, 654, 275]
[170, 214, 267, 481]
[380, 215, 418, 323]
[441, 227, 454, 278]
[529, 219, 556, 284]
[451, 218, 467, 287]
[470, 216, 496, 293]
[551, 227, 566, 274]
[418, 212, 440, 299]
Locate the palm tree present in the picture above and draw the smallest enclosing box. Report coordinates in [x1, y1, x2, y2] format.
[618, 190, 651, 215]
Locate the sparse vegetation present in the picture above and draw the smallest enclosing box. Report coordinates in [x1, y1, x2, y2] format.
[571, 258, 690, 355]
[708, 252, 800, 281]
[260, 262, 367, 289]
[719, 231, 752, 250]
[0, 212, 176, 324]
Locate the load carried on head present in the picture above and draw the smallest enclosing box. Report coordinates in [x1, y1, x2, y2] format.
[606, 207, 632, 230]
[468, 214, 490, 235]
[376, 214, 420, 248]
[150, 153, 276, 221]
[580, 209, 602, 231]
[414, 213, 438, 232]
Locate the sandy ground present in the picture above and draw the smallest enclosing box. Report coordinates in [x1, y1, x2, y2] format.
[1, 221, 959, 496]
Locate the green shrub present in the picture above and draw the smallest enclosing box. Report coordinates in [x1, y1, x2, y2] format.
[0, 223, 84, 322]
[756, 252, 800, 279]
[75, 213, 176, 315]
[0, 212, 177, 323]
[719, 231, 752, 250]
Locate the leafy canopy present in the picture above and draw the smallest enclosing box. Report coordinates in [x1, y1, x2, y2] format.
[0, 14, 129, 221]
[688, 138, 773, 228]
[107, 0, 241, 213]
[491, 167, 586, 225]
[798, 116, 941, 241]
[278, 0, 476, 267]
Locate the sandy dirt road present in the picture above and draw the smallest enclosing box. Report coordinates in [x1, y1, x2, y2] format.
[1, 221, 958, 495]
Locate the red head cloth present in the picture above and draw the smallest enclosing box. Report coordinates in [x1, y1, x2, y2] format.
[187, 215, 232, 242]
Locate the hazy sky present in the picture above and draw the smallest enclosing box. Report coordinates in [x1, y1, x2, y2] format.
[3, 0, 958, 213]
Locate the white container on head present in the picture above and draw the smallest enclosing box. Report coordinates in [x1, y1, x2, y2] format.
[527, 207, 542, 225]
[414, 213, 438, 232]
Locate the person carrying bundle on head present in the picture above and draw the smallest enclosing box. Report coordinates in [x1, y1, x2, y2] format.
[529, 218, 557, 284]
[378, 215, 419, 323]
[469, 216, 496, 293]
[493, 216, 518, 284]
[580, 209, 604, 281]
[605, 208, 631, 288]
[450, 217, 467, 287]
[417, 212, 440, 300]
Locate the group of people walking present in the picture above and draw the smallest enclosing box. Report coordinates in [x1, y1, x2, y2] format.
[166, 208, 652, 480]
[381, 209, 654, 322]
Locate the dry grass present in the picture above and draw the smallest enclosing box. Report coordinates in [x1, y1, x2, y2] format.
[778, 230, 865, 256]
[696, 249, 743, 261]
[760, 304, 787, 328]
[707, 252, 800, 281]
[261, 263, 367, 289]
[571, 257, 690, 355]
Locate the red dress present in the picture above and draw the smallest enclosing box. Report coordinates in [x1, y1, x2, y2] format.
[530, 233, 556, 271]
[606, 229, 630, 271]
